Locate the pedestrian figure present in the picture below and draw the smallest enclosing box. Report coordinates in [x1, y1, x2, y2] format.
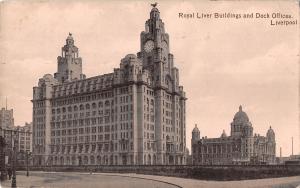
[7, 168, 12, 180]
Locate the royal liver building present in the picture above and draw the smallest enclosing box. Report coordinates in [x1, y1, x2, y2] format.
[32, 6, 187, 166]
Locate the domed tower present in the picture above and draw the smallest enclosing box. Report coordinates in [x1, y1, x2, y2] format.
[191, 124, 200, 165]
[139, 3, 173, 90]
[220, 130, 227, 138]
[266, 126, 276, 163]
[266, 126, 275, 142]
[231, 105, 251, 137]
[54, 33, 86, 83]
[192, 124, 200, 143]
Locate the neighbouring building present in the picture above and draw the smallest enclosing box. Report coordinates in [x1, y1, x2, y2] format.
[0, 106, 14, 129]
[32, 5, 187, 166]
[0, 105, 16, 168]
[15, 122, 32, 153]
[0, 102, 32, 170]
[191, 106, 276, 165]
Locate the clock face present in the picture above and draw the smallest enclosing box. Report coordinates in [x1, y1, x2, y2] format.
[162, 41, 168, 62]
[144, 40, 154, 53]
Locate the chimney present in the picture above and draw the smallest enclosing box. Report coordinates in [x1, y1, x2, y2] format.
[280, 147, 282, 158]
[292, 137, 294, 156]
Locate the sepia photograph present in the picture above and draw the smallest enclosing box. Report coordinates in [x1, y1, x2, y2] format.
[0, 0, 299, 187]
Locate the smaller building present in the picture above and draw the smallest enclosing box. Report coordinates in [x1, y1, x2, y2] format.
[0, 122, 33, 168]
[0, 107, 14, 129]
[15, 122, 32, 153]
[192, 106, 276, 165]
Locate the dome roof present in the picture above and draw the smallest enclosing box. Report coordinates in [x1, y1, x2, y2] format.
[151, 7, 159, 12]
[233, 105, 249, 124]
[125, 54, 137, 59]
[192, 124, 200, 133]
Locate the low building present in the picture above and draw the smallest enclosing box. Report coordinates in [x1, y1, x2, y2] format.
[191, 106, 276, 165]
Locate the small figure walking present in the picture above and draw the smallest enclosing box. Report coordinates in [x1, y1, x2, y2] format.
[7, 168, 12, 180]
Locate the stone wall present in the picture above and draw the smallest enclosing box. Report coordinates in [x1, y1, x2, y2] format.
[18, 165, 300, 181]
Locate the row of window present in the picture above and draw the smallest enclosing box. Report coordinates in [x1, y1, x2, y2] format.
[51, 121, 133, 131]
[51, 124, 133, 136]
[50, 141, 134, 154]
[51, 132, 134, 144]
[51, 92, 114, 107]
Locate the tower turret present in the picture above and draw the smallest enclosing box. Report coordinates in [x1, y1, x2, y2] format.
[267, 126, 275, 142]
[54, 33, 86, 83]
[192, 124, 200, 141]
[191, 124, 200, 165]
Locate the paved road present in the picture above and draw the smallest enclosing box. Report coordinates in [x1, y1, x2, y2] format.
[1, 171, 300, 188]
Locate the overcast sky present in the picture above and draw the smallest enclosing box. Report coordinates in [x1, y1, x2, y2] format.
[0, 0, 299, 156]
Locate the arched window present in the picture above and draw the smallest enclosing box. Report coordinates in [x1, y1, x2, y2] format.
[86, 103, 90, 110]
[79, 104, 84, 111]
[90, 156, 95, 165]
[97, 156, 101, 165]
[74, 105, 78, 111]
[92, 103, 96, 109]
[84, 156, 88, 165]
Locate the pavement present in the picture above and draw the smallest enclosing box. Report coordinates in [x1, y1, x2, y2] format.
[0, 171, 300, 188]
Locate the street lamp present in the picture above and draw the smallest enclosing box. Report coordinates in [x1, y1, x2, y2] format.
[11, 143, 17, 188]
[26, 151, 31, 177]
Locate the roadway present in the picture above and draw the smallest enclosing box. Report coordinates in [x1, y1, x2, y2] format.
[1, 171, 300, 188]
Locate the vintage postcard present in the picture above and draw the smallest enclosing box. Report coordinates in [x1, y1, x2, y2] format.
[0, 0, 299, 187]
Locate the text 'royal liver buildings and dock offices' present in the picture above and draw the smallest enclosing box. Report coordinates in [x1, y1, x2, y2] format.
[32, 6, 187, 166]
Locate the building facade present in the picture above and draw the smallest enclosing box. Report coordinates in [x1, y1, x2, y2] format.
[0, 102, 32, 171]
[0, 105, 16, 169]
[15, 122, 32, 153]
[191, 106, 276, 165]
[0, 107, 14, 129]
[32, 6, 187, 166]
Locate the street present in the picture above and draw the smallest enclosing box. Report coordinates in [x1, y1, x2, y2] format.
[1, 171, 300, 188]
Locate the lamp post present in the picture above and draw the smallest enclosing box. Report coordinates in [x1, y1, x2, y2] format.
[11, 129, 19, 188]
[11, 143, 17, 188]
[26, 151, 31, 177]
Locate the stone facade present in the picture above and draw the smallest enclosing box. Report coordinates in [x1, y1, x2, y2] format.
[15, 122, 32, 152]
[32, 6, 186, 166]
[0, 106, 15, 157]
[0, 107, 14, 129]
[191, 106, 276, 165]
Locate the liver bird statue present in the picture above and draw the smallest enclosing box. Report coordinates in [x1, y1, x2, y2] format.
[151, 2, 157, 8]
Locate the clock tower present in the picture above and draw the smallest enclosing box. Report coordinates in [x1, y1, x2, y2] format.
[136, 4, 186, 165]
[138, 5, 176, 91]
[54, 33, 86, 83]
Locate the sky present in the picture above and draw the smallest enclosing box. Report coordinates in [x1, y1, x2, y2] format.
[0, 0, 299, 157]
